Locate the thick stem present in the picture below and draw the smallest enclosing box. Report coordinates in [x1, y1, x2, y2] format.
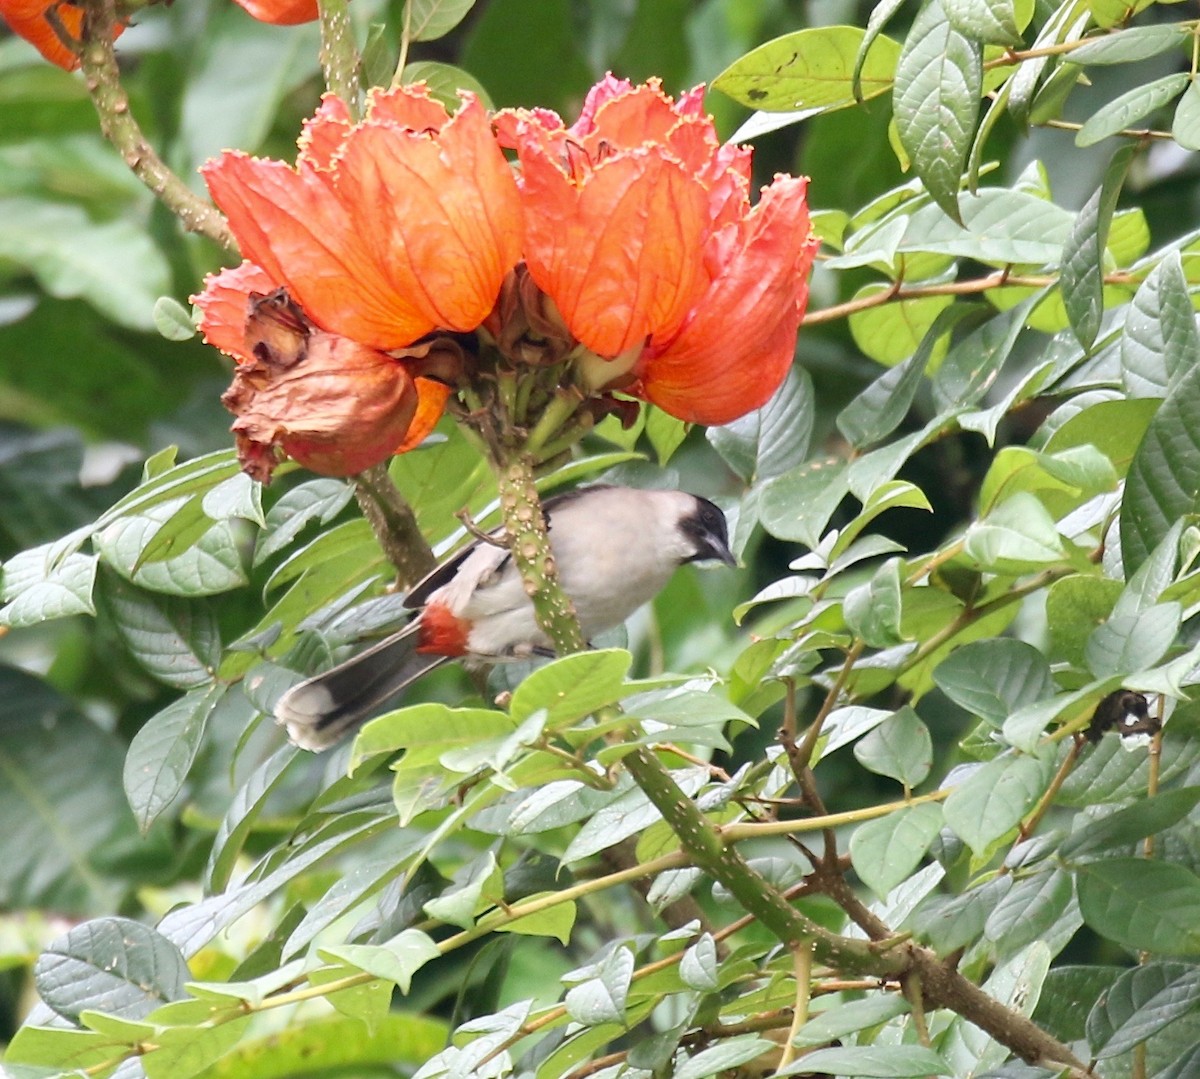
[318, 0, 361, 112]
[353, 463, 435, 586]
[80, 0, 235, 250]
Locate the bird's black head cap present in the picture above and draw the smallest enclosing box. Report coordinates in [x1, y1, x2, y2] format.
[681, 496, 736, 566]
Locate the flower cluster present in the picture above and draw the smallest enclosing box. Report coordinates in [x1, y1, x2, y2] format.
[195, 76, 818, 480]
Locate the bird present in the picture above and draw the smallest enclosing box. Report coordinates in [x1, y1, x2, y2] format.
[275, 485, 737, 751]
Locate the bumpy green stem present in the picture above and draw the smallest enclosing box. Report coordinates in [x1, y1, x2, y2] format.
[80, 0, 235, 249]
[317, 0, 361, 112]
[354, 464, 435, 586]
[495, 455, 584, 651]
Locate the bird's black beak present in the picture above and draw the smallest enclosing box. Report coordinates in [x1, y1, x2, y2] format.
[703, 532, 738, 567]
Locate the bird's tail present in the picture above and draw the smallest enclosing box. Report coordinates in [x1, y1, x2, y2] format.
[275, 624, 448, 751]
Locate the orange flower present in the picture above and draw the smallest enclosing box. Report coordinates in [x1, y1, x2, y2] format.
[497, 75, 818, 426]
[216, 289, 451, 482]
[1, 0, 123, 70]
[229, 0, 320, 23]
[202, 86, 523, 354]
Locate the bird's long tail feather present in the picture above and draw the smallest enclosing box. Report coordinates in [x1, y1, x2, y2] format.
[275, 624, 447, 751]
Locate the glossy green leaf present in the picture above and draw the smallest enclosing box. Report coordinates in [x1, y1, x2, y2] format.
[1087, 961, 1200, 1058]
[34, 917, 187, 1021]
[678, 932, 719, 991]
[1084, 601, 1180, 678]
[1070, 25, 1187, 65]
[1173, 80, 1200, 151]
[713, 26, 901, 111]
[1077, 858, 1200, 955]
[1076, 73, 1189, 147]
[892, 0, 981, 222]
[984, 869, 1075, 957]
[793, 994, 911, 1047]
[253, 478, 355, 566]
[943, 0, 1023, 46]
[944, 753, 1050, 854]
[0, 541, 96, 627]
[564, 946, 634, 1026]
[963, 492, 1065, 573]
[843, 558, 905, 648]
[404, 0, 476, 41]
[707, 367, 814, 483]
[758, 457, 849, 546]
[123, 685, 226, 834]
[1059, 144, 1134, 349]
[853, 705, 932, 786]
[1121, 252, 1199, 398]
[1121, 362, 1200, 573]
[509, 649, 632, 727]
[1060, 788, 1200, 860]
[780, 1045, 952, 1076]
[318, 930, 440, 994]
[850, 802, 943, 900]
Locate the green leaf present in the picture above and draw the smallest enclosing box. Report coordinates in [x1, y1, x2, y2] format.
[34, 917, 188, 1021]
[793, 994, 911, 1047]
[205, 747, 299, 893]
[713, 26, 901, 111]
[850, 803, 944, 900]
[932, 298, 1037, 411]
[100, 574, 221, 688]
[123, 685, 226, 834]
[494, 894, 576, 943]
[984, 869, 1075, 957]
[838, 305, 975, 448]
[853, 705, 933, 786]
[1173, 80, 1200, 151]
[779, 1045, 952, 1077]
[843, 558, 905, 648]
[1121, 252, 1200, 398]
[910, 876, 1012, 955]
[892, 0, 981, 222]
[943, 0, 1023, 46]
[1070, 25, 1188, 65]
[318, 929, 440, 994]
[943, 753, 1050, 854]
[352, 704, 515, 763]
[404, 0, 476, 41]
[676, 1036, 777, 1079]
[1084, 601, 1180, 678]
[1059, 144, 1134, 349]
[963, 491, 1064, 573]
[1060, 788, 1200, 860]
[152, 296, 196, 342]
[1121, 362, 1200, 573]
[1076, 73, 1189, 147]
[849, 290, 955, 367]
[253, 478, 355, 566]
[707, 367, 813, 483]
[509, 649, 633, 728]
[758, 457, 848, 546]
[400, 60, 494, 111]
[0, 541, 96, 627]
[1087, 961, 1200, 1058]
[423, 851, 504, 929]
[1044, 575, 1123, 668]
[564, 946, 634, 1026]
[679, 933, 720, 991]
[1077, 858, 1200, 955]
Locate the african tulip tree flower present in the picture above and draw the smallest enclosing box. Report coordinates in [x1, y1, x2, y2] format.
[202, 86, 522, 353]
[229, 0, 320, 23]
[0, 0, 124, 70]
[497, 75, 818, 426]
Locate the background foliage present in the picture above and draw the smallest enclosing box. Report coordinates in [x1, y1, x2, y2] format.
[3, 0, 1200, 1076]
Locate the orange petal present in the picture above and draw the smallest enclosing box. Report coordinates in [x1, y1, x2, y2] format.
[229, 0, 319, 24]
[518, 145, 711, 357]
[394, 377, 452, 453]
[1, 0, 121, 70]
[297, 94, 352, 171]
[203, 152, 438, 349]
[363, 82, 456, 132]
[331, 94, 522, 334]
[192, 261, 278, 362]
[635, 177, 818, 425]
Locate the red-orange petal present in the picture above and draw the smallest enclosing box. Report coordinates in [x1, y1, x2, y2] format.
[331, 94, 522, 335]
[635, 177, 818, 425]
[394, 377, 452, 453]
[1, 0, 121, 70]
[192, 261, 278, 362]
[204, 152, 434, 349]
[297, 93, 352, 171]
[518, 144, 711, 357]
[229, 0, 319, 25]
